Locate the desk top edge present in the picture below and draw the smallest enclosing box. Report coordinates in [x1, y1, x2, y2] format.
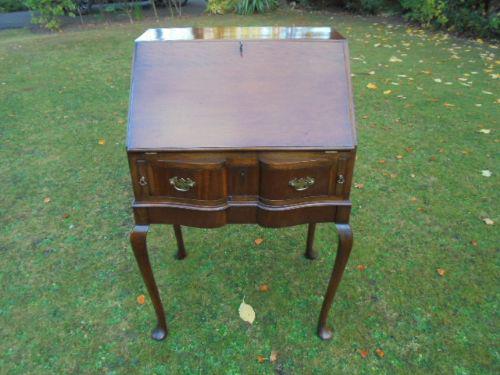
[135, 26, 344, 42]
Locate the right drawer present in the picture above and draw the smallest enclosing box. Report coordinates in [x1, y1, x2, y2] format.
[258, 152, 351, 201]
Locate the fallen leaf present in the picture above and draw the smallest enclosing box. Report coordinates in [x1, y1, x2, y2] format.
[482, 218, 494, 225]
[481, 170, 492, 177]
[410, 197, 417, 202]
[478, 129, 491, 134]
[137, 294, 146, 305]
[254, 238, 264, 245]
[389, 56, 402, 63]
[360, 349, 369, 358]
[354, 183, 365, 189]
[405, 147, 413, 153]
[434, 78, 442, 83]
[443, 103, 455, 108]
[383, 89, 392, 95]
[62, 213, 70, 219]
[43, 197, 51, 204]
[471, 240, 478, 246]
[375, 348, 385, 358]
[239, 299, 255, 324]
[436, 268, 446, 276]
[378, 159, 386, 164]
[367, 83, 378, 90]
[269, 350, 278, 363]
[259, 284, 269, 292]
[396, 155, 403, 160]
[98, 139, 106, 145]
[417, 207, 425, 212]
[257, 355, 266, 363]
[356, 264, 367, 271]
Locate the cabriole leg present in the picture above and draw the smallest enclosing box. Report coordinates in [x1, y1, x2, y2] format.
[305, 223, 318, 260]
[173, 224, 187, 260]
[130, 225, 168, 341]
[317, 223, 353, 340]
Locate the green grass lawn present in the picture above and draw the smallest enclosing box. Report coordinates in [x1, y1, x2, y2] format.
[0, 8, 498, 374]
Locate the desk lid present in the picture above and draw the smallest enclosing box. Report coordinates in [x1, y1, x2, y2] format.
[127, 26, 357, 151]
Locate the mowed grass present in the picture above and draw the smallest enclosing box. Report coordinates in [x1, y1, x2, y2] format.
[0, 9, 498, 374]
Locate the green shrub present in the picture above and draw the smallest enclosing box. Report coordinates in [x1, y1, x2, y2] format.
[400, 0, 499, 37]
[206, 0, 237, 14]
[345, 0, 386, 14]
[24, 0, 76, 30]
[0, 0, 29, 12]
[235, 0, 278, 14]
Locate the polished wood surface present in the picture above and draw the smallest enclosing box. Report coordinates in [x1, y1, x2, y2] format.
[127, 27, 356, 341]
[127, 27, 356, 151]
[135, 26, 344, 42]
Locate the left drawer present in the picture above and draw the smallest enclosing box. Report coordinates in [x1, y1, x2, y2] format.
[130, 154, 227, 202]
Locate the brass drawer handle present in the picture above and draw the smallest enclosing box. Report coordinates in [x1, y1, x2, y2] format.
[139, 176, 148, 186]
[169, 176, 196, 192]
[289, 176, 315, 191]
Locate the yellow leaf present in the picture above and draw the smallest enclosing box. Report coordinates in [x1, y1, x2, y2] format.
[367, 83, 378, 90]
[383, 90, 392, 95]
[137, 294, 146, 305]
[254, 238, 264, 245]
[98, 139, 106, 145]
[436, 268, 446, 276]
[239, 299, 255, 324]
[269, 350, 278, 363]
[375, 348, 385, 358]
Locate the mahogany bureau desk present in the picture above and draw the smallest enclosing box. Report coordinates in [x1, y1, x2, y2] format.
[127, 26, 357, 341]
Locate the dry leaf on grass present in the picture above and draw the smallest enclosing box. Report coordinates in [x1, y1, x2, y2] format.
[375, 348, 385, 358]
[270, 350, 278, 363]
[436, 268, 446, 276]
[259, 284, 269, 292]
[239, 299, 255, 324]
[257, 355, 266, 363]
[482, 218, 494, 225]
[354, 183, 365, 189]
[98, 139, 106, 145]
[254, 238, 264, 246]
[383, 89, 392, 95]
[137, 294, 146, 305]
[43, 197, 51, 204]
[356, 264, 367, 271]
[481, 170, 492, 177]
[367, 83, 378, 90]
[478, 129, 491, 134]
[360, 349, 369, 358]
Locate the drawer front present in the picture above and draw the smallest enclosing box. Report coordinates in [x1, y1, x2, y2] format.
[259, 153, 349, 201]
[134, 157, 227, 201]
[130, 151, 353, 203]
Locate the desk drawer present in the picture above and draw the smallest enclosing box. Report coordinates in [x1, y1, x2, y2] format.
[133, 156, 227, 202]
[259, 153, 350, 201]
[130, 151, 353, 203]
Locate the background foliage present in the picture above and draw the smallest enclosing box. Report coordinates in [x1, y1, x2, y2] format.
[24, 0, 76, 30]
[0, 0, 29, 12]
[327, 0, 499, 37]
